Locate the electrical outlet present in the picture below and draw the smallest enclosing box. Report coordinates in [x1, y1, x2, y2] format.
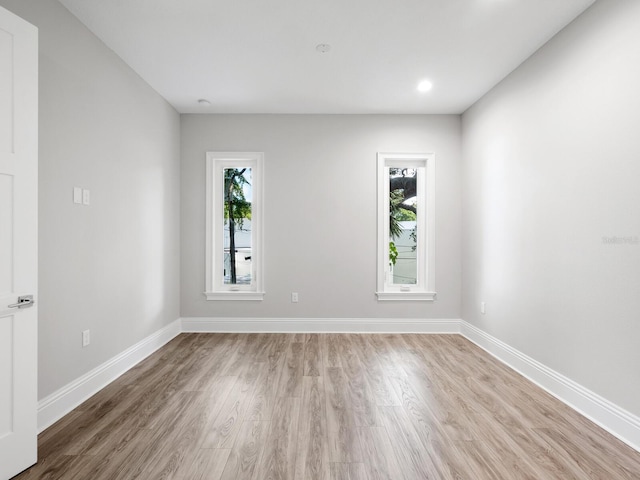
[291, 292, 299, 303]
[82, 329, 90, 347]
[480, 302, 486, 315]
[82, 189, 91, 205]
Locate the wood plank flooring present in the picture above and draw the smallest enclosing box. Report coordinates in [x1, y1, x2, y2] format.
[14, 333, 640, 479]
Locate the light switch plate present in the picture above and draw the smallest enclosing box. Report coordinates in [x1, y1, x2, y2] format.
[73, 187, 82, 204]
[82, 329, 90, 347]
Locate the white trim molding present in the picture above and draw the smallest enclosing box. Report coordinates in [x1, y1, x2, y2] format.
[37, 318, 182, 433]
[204, 291, 266, 301]
[460, 320, 640, 453]
[377, 152, 436, 301]
[181, 317, 460, 334]
[205, 152, 265, 301]
[375, 291, 437, 302]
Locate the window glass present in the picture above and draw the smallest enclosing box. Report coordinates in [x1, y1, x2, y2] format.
[223, 167, 253, 285]
[389, 167, 417, 285]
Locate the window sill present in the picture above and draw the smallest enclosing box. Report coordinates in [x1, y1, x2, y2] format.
[376, 291, 437, 301]
[204, 291, 265, 301]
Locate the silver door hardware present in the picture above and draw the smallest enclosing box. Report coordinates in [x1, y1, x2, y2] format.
[8, 295, 34, 309]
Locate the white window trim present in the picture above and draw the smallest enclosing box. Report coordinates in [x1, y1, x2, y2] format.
[376, 152, 436, 301]
[205, 152, 265, 301]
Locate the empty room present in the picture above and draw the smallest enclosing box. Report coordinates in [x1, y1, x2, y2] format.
[1, 0, 639, 478]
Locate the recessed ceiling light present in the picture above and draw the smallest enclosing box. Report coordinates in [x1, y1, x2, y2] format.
[417, 80, 433, 93]
[316, 44, 331, 54]
[197, 98, 212, 106]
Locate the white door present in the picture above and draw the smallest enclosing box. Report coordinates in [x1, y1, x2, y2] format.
[0, 5, 38, 480]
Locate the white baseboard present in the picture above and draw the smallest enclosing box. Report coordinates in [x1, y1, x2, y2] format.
[37, 318, 182, 433]
[180, 317, 461, 333]
[36, 316, 640, 454]
[460, 320, 640, 452]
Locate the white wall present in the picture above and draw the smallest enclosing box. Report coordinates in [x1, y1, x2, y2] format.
[462, 0, 640, 416]
[0, 0, 181, 399]
[182, 115, 461, 320]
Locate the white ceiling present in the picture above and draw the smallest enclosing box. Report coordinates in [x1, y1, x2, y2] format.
[57, 0, 595, 114]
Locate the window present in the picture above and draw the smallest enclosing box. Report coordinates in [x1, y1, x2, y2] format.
[377, 152, 436, 301]
[205, 152, 264, 300]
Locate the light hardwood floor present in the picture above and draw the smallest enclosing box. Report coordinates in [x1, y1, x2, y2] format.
[14, 333, 640, 479]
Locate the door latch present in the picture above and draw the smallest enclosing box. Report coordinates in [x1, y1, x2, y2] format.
[8, 295, 34, 309]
